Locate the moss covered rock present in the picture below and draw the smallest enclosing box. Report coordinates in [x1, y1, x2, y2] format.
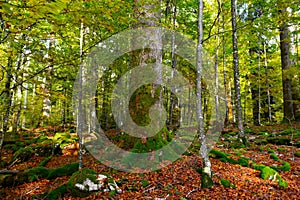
[67, 168, 99, 198]
[260, 166, 288, 188]
[47, 163, 79, 179]
[11, 146, 34, 163]
[260, 167, 279, 180]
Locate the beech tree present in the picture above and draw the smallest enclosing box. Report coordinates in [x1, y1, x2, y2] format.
[196, 0, 213, 188]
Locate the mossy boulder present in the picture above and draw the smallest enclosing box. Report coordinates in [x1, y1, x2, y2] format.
[260, 166, 288, 188]
[260, 167, 279, 180]
[47, 163, 79, 179]
[67, 168, 99, 198]
[11, 146, 34, 163]
[24, 167, 50, 182]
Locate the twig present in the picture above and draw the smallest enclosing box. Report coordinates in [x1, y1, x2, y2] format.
[143, 185, 155, 193]
[186, 188, 198, 198]
[25, 186, 39, 195]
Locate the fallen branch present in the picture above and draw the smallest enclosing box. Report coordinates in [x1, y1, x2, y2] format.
[0, 170, 19, 174]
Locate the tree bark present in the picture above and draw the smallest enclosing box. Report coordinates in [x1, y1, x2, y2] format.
[197, 0, 212, 188]
[231, 0, 246, 144]
[278, 3, 294, 122]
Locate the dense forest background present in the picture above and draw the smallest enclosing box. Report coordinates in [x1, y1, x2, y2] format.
[0, 0, 299, 199]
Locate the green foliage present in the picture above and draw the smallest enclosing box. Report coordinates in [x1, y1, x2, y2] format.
[50, 132, 77, 148]
[277, 148, 286, 152]
[67, 168, 98, 198]
[47, 163, 79, 179]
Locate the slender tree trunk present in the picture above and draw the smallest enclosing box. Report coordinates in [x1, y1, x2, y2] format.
[41, 39, 53, 126]
[257, 48, 261, 125]
[0, 57, 13, 153]
[263, 42, 272, 123]
[78, 21, 84, 170]
[197, 0, 212, 188]
[231, 0, 246, 144]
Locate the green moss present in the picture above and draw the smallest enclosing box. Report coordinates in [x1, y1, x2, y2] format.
[294, 152, 300, 157]
[209, 150, 237, 164]
[238, 157, 249, 167]
[260, 167, 278, 180]
[220, 178, 235, 188]
[267, 149, 275, 153]
[25, 167, 50, 182]
[11, 147, 34, 163]
[270, 153, 281, 161]
[67, 168, 97, 198]
[141, 179, 149, 187]
[209, 150, 228, 159]
[279, 162, 291, 171]
[267, 137, 291, 145]
[278, 179, 288, 188]
[252, 163, 267, 171]
[47, 163, 79, 179]
[38, 156, 52, 167]
[46, 184, 68, 200]
[201, 173, 213, 188]
[277, 148, 286, 152]
[227, 158, 238, 164]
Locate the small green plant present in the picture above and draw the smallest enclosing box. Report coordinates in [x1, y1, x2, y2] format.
[141, 179, 149, 187]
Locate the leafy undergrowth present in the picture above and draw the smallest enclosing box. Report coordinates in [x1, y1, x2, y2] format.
[0, 125, 300, 199]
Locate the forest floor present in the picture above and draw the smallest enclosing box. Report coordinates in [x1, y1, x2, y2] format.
[1, 123, 300, 199]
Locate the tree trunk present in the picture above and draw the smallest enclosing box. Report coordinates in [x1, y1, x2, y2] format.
[278, 5, 294, 122]
[231, 0, 246, 144]
[77, 21, 84, 170]
[0, 57, 13, 153]
[197, 0, 212, 188]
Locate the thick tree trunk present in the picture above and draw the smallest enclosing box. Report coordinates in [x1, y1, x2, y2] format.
[278, 5, 294, 122]
[231, 0, 246, 144]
